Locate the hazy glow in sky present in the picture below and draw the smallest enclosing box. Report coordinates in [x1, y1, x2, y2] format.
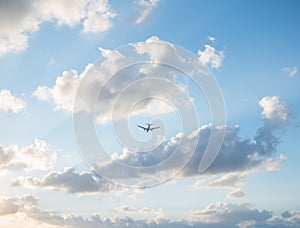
[0, 0, 300, 227]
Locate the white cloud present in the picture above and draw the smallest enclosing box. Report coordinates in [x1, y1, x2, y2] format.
[135, 0, 160, 24]
[227, 188, 245, 199]
[0, 0, 115, 56]
[194, 173, 247, 199]
[0, 89, 25, 113]
[82, 0, 116, 33]
[33, 86, 53, 101]
[34, 38, 192, 122]
[282, 66, 297, 77]
[263, 154, 286, 171]
[0, 139, 56, 172]
[34, 70, 79, 112]
[195, 172, 247, 189]
[133, 36, 185, 66]
[198, 45, 224, 69]
[259, 96, 292, 128]
[207, 36, 216, 42]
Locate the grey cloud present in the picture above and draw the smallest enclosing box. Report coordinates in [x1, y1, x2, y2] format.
[15, 97, 291, 193]
[0, 194, 38, 216]
[12, 167, 114, 194]
[190, 203, 273, 227]
[14, 124, 284, 193]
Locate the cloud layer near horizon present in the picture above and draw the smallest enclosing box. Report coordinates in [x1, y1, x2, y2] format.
[0, 194, 299, 228]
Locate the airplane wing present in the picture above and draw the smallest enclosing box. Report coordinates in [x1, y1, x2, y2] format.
[150, 127, 160, 131]
[137, 125, 147, 130]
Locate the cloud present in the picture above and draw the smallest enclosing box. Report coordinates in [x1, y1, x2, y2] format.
[1, 196, 300, 228]
[194, 172, 247, 189]
[0, 139, 56, 172]
[198, 45, 224, 69]
[259, 96, 292, 129]
[132, 36, 185, 66]
[14, 96, 290, 192]
[227, 188, 245, 199]
[82, 0, 116, 33]
[189, 202, 273, 226]
[117, 205, 137, 213]
[116, 205, 163, 217]
[33, 70, 79, 112]
[0, 195, 38, 216]
[15, 123, 285, 193]
[194, 173, 247, 199]
[34, 37, 193, 123]
[282, 66, 297, 78]
[0, 89, 25, 113]
[12, 167, 113, 194]
[0, 0, 115, 56]
[135, 0, 160, 24]
[207, 36, 216, 42]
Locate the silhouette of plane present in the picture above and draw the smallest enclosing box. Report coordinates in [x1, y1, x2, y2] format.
[137, 123, 160, 132]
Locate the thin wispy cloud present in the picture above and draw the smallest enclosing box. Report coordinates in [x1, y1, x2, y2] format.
[135, 0, 160, 24]
[282, 66, 297, 78]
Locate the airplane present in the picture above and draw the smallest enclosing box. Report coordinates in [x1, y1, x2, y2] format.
[137, 123, 160, 132]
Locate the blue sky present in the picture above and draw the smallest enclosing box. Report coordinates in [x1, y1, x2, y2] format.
[1, 0, 300, 227]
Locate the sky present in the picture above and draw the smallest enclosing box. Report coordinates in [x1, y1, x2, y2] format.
[0, 0, 300, 227]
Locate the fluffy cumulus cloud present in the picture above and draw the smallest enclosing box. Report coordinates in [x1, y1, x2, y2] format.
[198, 45, 224, 69]
[135, 0, 160, 24]
[0, 196, 299, 228]
[34, 37, 196, 123]
[189, 202, 273, 227]
[14, 96, 290, 193]
[30, 36, 290, 195]
[33, 36, 224, 124]
[259, 96, 292, 128]
[0, 89, 25, 113]
[132, 36, 185, 66]
[82, 0, 116, 33]
[0, 139, 56, 172]
[34, 70, 80, 111]
[0, 0, 115, 56]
